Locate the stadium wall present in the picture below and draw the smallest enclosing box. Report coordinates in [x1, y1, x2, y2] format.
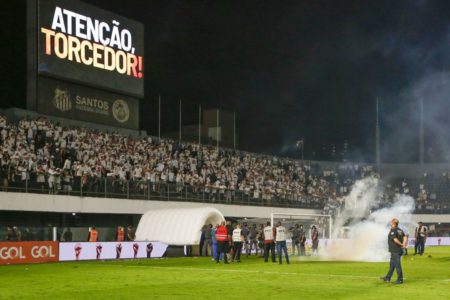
[0, 192, 321, 219]
[0, 192, 448, 224]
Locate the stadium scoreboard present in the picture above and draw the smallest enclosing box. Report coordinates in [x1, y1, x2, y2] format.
[28, 0, 144, 129]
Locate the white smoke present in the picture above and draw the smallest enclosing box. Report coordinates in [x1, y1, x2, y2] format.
[321, 177, 415, 262]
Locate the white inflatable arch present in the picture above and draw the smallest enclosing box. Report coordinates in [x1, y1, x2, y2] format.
[135, 207, 225, 245]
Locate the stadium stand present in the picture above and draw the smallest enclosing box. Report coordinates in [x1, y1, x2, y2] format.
[0, 114, 449, 216]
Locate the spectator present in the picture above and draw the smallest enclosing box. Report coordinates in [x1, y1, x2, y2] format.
[126, 225, 136, 241]
[63, 228, 73, 242]
[202, 224, 213, 256]
[0, 116, 448, 214]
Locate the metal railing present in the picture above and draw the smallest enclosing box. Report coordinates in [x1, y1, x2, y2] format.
[1, 175, 449, 213]
[0, 176, 324, 209]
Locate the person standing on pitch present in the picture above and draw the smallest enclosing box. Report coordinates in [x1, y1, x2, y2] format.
[291, 224, 300, 256]
[311, 225, 319, 255]
[241, 222, 250, 256]
[299, 224, 306, 256]
[202, 224, 213, 256]
[263, 221, 276, 263]
[232, 223, 244, 262]
[275, 222, 290, 264]
[414, 222, 427, 256]
[381, 218, 405, 284]
[257, 224, 265, 256]
[248, 224, 258, 256]
[215, 221, 229, 264]
[226, 220, 234, 261]
[211, 224, 218, 261]
[402, 227, 409, 256]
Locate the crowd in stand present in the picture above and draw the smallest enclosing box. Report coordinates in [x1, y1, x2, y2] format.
[0, 115, 338, 207]
[0, 115, 448, 213]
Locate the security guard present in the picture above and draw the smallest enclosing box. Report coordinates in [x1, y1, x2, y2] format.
[232, 223, 244, 262]
[215, 221, 229, 264]
[116, 226, 125, 242]
[275, 222, 290, 264]
[414, 222, 427, 256]
[88, 226, 98, 242]
[381, 218, 405, 284]
[263, 221, 276, 263]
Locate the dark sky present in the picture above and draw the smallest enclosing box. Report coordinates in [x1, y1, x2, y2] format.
[4, 0, 450, 162]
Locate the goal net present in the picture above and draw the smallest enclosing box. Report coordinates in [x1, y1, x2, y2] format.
[234, 213, 332, 256]
[270, 212, 332, 240]
[270, 213, 332, 256]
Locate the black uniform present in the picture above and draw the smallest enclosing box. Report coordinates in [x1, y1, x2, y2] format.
[291, 227, 300, 255]
[226, 223, 233, 254]
[241, 225, 250, 255]
[384, 227, 405, 283]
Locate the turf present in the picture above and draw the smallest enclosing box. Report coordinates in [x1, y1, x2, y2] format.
[0, 247, 449, 300]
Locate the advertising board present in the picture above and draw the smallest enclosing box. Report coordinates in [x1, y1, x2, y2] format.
[59, 241, 168, 261]
[0, 241, 59, 265]
[37, 76, 139, 129]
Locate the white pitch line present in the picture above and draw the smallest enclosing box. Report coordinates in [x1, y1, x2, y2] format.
[124, 265, 450, 283]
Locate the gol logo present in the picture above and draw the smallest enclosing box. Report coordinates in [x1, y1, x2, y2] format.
[0, 242, 59, 264]
[0, 246, 56, 259]
[0, 246, 26, 259]
[31, 246, 56, 258]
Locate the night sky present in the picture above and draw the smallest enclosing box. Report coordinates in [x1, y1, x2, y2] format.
[3, 0, 450, 163]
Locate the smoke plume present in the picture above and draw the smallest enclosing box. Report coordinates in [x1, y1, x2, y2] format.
[321, 177, 415, 262]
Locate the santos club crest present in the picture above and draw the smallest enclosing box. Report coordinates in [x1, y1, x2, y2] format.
[53, 87, 72, 112]
[112, 99, 130, 123]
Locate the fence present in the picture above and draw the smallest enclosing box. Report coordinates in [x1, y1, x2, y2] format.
[1, 176, 325, 210]
[1, 175, 449, 213]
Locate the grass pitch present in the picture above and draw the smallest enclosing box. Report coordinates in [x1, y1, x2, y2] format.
[1, 247, 449, 300]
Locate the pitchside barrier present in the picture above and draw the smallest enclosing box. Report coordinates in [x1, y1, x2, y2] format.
[59, 242, 168, 261]
[1, 238, 448, 265]
[0, 241, 59, 265]
[0, 241, 168, 265]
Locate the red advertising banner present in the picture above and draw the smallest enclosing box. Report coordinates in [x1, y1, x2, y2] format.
[0, 241, 59, 265]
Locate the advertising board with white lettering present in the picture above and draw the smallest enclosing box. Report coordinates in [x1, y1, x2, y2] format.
[37, 0, 144, 98]
[37, 77, 139, 129]
[59, 242, 168, 261]
[0, 241, 59, 265]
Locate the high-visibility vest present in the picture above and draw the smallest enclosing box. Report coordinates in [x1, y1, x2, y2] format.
[275, 226, 287, 242]
[232, 228, 243, 242]
[89, 229, 98, 242]
[117, 228, 125, 241]
[264, 226, 274, 241]
[216, 226, 228, 242]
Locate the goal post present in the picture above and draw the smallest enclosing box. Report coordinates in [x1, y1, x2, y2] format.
[270, 212, 332, 239]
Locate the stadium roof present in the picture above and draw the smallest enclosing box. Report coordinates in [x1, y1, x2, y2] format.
[135, 207, 225, 245]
